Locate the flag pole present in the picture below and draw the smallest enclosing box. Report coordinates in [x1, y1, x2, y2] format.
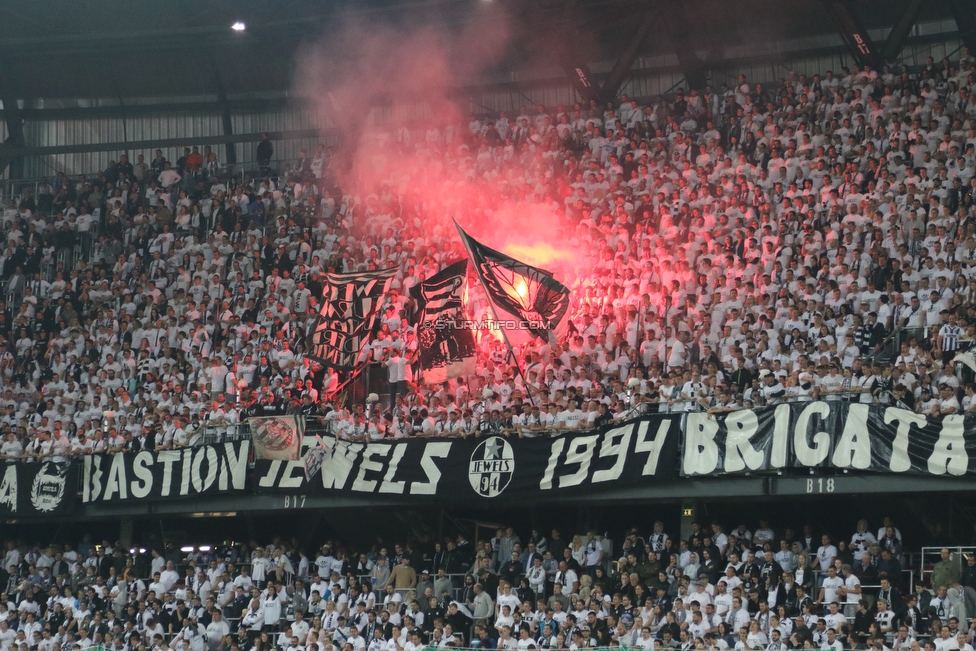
[496, 317, 536, 408]
[454, 220, 538, 408]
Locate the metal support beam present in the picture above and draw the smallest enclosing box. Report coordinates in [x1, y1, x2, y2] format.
[944, 0, 976, 56]
[553, 0, 601, 104]
[212, 66, 238, 170]
[881, 0, 925, 62]
[598, 7, 656, 102]
[0, 128, 329, 158]
[219, 100, 237, 169]
[658, 1, 709, 91]
[822, 0, 884, 69]
[0, 77, 26, 179]
[0, 97, 294, 121]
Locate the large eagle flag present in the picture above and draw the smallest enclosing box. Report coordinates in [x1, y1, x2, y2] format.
[455, 221, 570, 347]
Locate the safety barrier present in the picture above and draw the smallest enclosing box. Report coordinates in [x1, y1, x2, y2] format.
[919, 546, 976, 586]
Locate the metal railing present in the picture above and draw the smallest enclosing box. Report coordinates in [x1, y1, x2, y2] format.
[869, 329, 903, 366]
[196, 425, 253, 447]
[811, 567, 916, 598]
[919, 546, 975, 586]
[0, 383, 968, 465]
[351, 571, 472, 601]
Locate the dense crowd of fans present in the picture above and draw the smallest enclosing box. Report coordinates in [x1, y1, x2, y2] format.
[3, 39, 976, 651]
[2, 50, 976, 453]
[3, 517, 972, 651]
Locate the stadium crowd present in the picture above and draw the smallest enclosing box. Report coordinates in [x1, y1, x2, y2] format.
[2, 50, 976, 453]
[1, 518, 969, 651]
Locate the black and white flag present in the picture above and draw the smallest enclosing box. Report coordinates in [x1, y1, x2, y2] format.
[455, 222, 570, 345]
[304, 436, 332, 482]
[411, 260, 477, 384]
[308, 267, 397, 368]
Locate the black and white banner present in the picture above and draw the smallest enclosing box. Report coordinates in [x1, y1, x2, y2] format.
[411, 260, 477, 384]
[683, 402, 976, 477]
[254, 415, 681, 500]
[81, 441, 251, 503]
[308, 268, 397, 368]
[0, 461, 76, 516]
[11, 403, 976, 516]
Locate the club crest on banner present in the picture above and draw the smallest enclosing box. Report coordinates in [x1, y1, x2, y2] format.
[250, 416, 304, 460]
[30, 462, 67, 513]
[468, 436, 515, 498]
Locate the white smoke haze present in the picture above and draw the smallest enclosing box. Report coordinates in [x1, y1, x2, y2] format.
[295, 8, 511, 175]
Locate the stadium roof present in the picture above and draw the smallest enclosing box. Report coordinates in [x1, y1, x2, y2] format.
[0, 0, 964, 102]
